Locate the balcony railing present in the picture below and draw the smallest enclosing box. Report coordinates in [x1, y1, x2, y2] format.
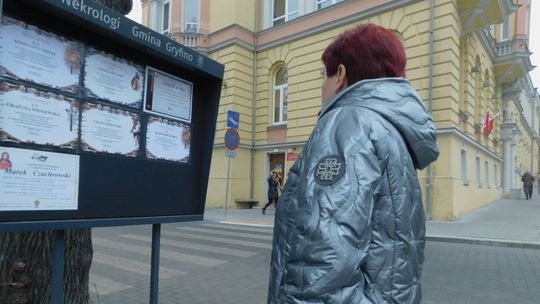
[183, 34, 198, 47]
[481, 28, 530, 58]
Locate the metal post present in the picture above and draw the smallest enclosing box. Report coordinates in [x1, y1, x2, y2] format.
[224, 156, 231, 216]
[0, 0, 4, 24]
[149, 224, 161, 304]
[51, 230, 65, 304]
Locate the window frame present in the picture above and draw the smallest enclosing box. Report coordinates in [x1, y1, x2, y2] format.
[316, 0, 342, 10]
[501, 16, 510, 41]
[184, 0, 201, 33]
[162, 0, 171, 34]
[476, 156, 482, 187]
[272, 0, 299, 26]
[461, 149, 469, 186]
[273, 66, 288, 125]
[494, 163, 499, 189]
[485, 160, 490, 188]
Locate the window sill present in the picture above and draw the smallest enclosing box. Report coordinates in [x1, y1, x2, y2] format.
[267, 123, 287, 130]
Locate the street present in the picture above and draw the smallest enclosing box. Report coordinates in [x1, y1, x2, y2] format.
[89, 219, 540, 304]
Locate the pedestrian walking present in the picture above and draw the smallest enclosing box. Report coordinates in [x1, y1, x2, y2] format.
[267, 24, 439, 304]
[521, 171, 534, 199]
[262, 171, 281, 215]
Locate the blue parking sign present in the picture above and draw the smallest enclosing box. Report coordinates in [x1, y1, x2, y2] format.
[227, 110, 239, 129]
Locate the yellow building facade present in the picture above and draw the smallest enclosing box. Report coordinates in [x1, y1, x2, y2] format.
[141, 0, 537, 220]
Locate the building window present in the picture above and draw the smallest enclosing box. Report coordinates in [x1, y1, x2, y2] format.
[162, 0, 171, 34]
[273, 66, 288, 124]
[476, 156, 482, 187]
[485, 160, 490, 188]
[494, 163, 499, 188]
[184, 0, 200, 33]
[461, 149, 468, 186]
[316, 0, 343, 10]
[501, 16, 510, 40]
[273, 0, 299, 25]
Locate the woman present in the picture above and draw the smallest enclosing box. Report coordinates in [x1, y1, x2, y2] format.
[0, 152, 12, 170]
[262, 171, 281, 215]
[267, 24, 439, 303]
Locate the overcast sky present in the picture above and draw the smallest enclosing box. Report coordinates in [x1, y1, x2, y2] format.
[126, 3, 539, 92]
[127, 3, 142, 23]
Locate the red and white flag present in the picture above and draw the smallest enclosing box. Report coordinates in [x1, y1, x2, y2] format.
[483, 111, 496, 135]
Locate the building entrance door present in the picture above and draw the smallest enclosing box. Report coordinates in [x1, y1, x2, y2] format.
[269, 153, 285, 181]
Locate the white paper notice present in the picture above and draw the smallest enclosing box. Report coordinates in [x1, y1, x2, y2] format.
[0, 17, 81, 93]
[0, 147, 79, 211]
[0, 82, 79, 148]
[146, 116, 190, 163]
[83, 49, 144, 108]
[81, 104, 140, 157]
[144, 67, 192, 122]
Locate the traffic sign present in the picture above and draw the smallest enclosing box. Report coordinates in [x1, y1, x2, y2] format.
[225, 150, 237, 158]
[224, 128, 240, 150]
[227, 110, 239, 129]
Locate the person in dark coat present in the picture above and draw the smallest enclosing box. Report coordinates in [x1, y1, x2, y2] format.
[522, 171, 534, 199]
[263, 171, 281, 214]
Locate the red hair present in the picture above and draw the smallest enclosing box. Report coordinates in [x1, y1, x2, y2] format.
[321, 24, 406, 85]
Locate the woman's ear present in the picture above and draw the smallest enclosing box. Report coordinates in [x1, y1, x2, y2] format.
[335, 64, 348, 93]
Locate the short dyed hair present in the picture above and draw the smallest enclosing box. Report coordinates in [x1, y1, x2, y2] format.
[321, 24, 406, 85]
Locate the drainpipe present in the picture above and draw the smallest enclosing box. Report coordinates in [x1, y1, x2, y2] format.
[250, 0, 259, 198]
[426, 0, 435, 220]
[531, 102, 534, 171]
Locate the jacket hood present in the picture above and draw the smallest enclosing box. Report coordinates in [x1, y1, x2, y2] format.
[320, 77, 439, 170]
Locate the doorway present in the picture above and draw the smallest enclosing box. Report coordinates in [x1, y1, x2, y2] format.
[269, 153, 285, 183]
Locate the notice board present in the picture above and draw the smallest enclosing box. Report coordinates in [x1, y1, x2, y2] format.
[0, 0, 224, 230]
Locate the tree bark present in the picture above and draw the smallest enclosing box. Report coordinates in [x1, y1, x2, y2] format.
[0, 230, 92, 304]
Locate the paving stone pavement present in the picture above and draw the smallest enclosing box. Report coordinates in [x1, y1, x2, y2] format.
[89, 219, 540, 304]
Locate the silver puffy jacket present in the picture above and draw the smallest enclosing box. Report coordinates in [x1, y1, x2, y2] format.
[267, 78, 439, 303]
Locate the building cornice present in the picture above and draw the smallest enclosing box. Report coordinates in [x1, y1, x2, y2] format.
[204, 1, 422, 54]
[437, 127, 503, 161]
[256, 0, 422, 52]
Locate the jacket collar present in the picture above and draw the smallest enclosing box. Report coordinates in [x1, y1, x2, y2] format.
[318, 77, 408, 119]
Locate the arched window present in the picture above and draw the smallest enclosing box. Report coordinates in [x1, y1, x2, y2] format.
[273, 66, 288, 124]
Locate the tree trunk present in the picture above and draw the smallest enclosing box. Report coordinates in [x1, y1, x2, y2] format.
[0, 230, 93, 304]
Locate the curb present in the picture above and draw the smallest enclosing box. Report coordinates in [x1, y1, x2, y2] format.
[219, 220, 274, 228]
[427, 235, 540, 250]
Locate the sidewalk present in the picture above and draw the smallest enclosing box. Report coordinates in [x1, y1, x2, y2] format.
[426, 193, 540, 248]
[204, 191, 540, 248]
